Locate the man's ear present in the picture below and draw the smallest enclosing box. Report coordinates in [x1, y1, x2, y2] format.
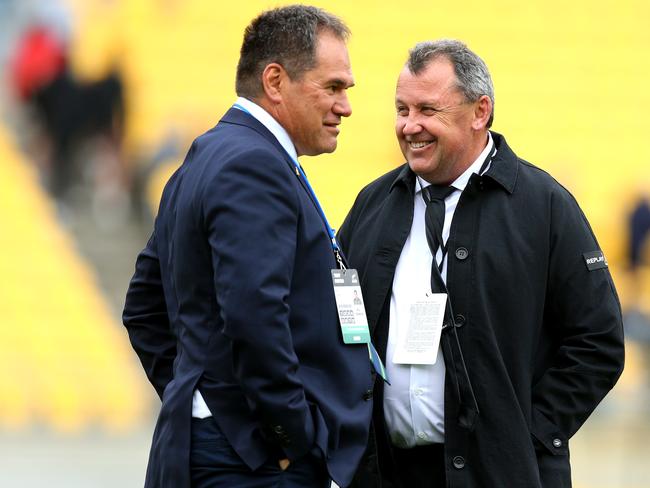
[261, 63, 286, 104]
[471, 95, 492, 130]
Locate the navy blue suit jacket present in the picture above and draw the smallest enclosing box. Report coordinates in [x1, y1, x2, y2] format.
[123, 108, 374, 487]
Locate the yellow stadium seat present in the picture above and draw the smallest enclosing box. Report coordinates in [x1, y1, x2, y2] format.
[0, 124, 148, 432]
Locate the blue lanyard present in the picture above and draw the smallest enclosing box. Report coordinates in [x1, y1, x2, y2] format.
[233, 103, 346, 269]
[292, 161, 346, 268]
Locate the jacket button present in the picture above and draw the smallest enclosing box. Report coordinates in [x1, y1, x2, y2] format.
[455, 247, 469, 260]
[363, 389, 373, 401]
[452, 455, 465, 469]
[553, 438, 562, 448]
[454, 314, 466, 327]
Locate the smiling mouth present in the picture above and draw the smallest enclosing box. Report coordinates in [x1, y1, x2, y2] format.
[408, 141, 434, 149]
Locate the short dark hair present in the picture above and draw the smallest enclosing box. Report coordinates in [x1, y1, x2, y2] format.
[235, 5, 350, 99]
[407, 39, 495, 128]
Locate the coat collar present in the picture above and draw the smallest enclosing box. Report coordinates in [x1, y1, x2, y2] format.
[388, 131, 519, 195]
[389, 163, 417, 195]
[483, 131, 518, 194]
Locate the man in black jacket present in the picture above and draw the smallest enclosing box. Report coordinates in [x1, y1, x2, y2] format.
[339, 39, 624, 488]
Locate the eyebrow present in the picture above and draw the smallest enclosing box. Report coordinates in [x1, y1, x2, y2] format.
[395, 99, 439, 107]
[329, 78, 355, 89]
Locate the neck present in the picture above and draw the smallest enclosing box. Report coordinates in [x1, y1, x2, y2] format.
[423, 131, 489, 185]
[252, 96, 302, 155]
[452, 131, 489, 181]
[465, 130, 489, 164]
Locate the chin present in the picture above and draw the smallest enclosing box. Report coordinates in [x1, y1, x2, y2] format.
[302, 136, 338, 156]
[408, 159, 435, 174]
[302, 145, 335, 157]
[319, 140, 338, 155]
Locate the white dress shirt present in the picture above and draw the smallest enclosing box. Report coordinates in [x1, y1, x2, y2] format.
[383, 133, 495, 447]
[192, 97, 299, 419]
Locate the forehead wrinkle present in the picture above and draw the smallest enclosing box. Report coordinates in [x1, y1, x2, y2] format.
[395, 90, 444, 107]
[396, 85, 463, 111]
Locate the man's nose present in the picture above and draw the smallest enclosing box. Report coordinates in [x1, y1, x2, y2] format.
[402, 113, 423, 135]
[334, 92, 352, 117]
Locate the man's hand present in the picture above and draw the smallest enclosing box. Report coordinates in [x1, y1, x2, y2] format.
[278, 458, 291, 471]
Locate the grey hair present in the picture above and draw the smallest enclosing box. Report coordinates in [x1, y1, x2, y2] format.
[235, 5, 350, 99]
[407, 39, 495, 128]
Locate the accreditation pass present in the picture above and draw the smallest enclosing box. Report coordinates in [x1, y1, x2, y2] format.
[331, 269, 371, 344]
[393, 293, 446, 365]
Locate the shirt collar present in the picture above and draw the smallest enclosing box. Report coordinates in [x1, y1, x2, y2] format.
[234, 97, 299, 163]
[415, 131, 495, 195]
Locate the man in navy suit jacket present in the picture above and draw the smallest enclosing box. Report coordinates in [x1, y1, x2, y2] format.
[123, 6, 374, 488]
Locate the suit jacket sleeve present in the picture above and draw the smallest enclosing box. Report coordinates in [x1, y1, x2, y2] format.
[203, 148, 314, 460]
[122, 230, 177, 400]
[530, 188, 625, 452]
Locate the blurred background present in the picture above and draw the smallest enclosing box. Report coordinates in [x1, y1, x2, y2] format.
[0, 0, 649, 486]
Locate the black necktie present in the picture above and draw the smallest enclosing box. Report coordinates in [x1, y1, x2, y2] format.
[424, 185, 456, 270]
[423, 183, 480, 430]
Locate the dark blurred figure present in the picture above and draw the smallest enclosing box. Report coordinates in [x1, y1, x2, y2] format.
[629, 197, 650, 271]
[9, 24, 125, 199]
[625, 196, 650, 343]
